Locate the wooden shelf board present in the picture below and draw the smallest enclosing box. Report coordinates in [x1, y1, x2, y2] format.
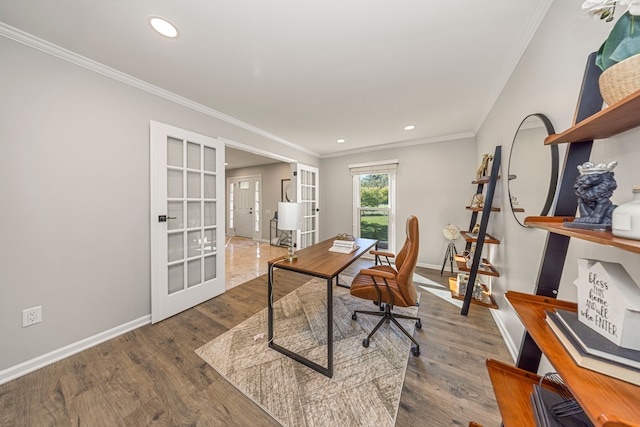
[465, 206, 500, 212]
[448, 277, 498, 309]
[486, 359, 539, 427]
[512, 208, 525, 213]
[545, 89, 640, 145]
[454, 256, 499, 277]
[472, 174, 516, 184]
[524, 216, 640, 254]
[461, 231, 501, 244]
[506, 291, 640, 426]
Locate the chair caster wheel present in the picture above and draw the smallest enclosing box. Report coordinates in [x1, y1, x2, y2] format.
[362, 338, 369, 348]
[411, 346, 420, 356]
[415, 319, 422, 329]
[352, 313, 357, 321]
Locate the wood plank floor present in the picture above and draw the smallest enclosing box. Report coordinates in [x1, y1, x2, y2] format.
[0, 258, 513, 426]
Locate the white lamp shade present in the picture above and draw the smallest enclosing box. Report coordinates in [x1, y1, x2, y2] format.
[278, 202, 303, 231]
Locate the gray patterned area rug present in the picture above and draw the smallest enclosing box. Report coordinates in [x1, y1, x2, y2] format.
[195, 276, 421, 427]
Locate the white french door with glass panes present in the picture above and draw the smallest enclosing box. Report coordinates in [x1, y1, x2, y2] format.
[150, 121, 225, 323]
[294, 163, 319, 249]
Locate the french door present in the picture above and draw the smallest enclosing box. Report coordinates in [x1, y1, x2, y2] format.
[295, 163, 319, 249]
[150, 121, 225, 323]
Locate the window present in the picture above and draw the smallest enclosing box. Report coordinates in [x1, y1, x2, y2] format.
[350, 160, 397, 252]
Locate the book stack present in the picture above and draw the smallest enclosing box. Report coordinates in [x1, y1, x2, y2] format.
[545, 309, 640, 386]
[328, 239, 357, 254]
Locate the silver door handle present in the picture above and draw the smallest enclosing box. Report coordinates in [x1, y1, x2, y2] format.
[158, 215, 177, 222]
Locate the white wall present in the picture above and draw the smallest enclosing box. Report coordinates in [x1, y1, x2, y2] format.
[0, 36, 317, 376]
[477, 0, 640, 359]
[320, 137, 477, 268]
[226, 162, 291, 241]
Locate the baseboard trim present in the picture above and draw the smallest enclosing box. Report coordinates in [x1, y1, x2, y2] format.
[489, 309, 518, 363]
[0, 315, 151, 385]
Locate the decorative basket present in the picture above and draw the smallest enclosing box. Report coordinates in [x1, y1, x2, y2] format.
[598, 53, 640, 106]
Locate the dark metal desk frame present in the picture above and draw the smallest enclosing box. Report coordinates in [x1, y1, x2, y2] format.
[267, 237, 377, 378]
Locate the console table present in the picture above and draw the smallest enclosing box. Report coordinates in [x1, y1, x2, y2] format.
[267, 237, 377, 377]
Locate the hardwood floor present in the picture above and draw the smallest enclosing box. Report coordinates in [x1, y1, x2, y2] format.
[0, 245, 512, 426]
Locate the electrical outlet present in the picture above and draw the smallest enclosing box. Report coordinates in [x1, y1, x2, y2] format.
[22, 306, 42, 327]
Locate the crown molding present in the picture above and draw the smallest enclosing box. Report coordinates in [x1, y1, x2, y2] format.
[0, 22, 319, 158]
[320, 132, 476, 159]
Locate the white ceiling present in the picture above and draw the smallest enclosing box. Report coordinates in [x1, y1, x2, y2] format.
[0, 0, 553, 161]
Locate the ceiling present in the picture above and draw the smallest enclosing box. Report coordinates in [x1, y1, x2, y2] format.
[0, 0, 552, 163]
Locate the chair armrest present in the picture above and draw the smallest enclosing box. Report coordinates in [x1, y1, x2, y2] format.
[358, 268, 396, 281]
[369, 250, 395, 258]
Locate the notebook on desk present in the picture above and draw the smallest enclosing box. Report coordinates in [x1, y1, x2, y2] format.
[328, 240, 358, 254]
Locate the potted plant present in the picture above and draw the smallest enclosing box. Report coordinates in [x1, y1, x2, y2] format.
[583, 0, 640, 105]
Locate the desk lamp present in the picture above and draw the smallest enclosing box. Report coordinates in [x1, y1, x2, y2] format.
[277, 202, 303, 262]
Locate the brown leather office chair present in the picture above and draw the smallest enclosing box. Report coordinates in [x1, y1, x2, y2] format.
[350, 215, 422, 356]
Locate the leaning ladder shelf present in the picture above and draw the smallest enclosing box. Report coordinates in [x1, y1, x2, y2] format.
[460, 145, 502, 315]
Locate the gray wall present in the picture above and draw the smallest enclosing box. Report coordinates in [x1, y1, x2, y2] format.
[226, 162, 291, 241]
[476, 0, 640, 358]
[0, 36, 317, 373]
[320, 137, 477, 268]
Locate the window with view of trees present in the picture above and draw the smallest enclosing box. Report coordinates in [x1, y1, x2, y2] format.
[354, 173, 394, 250]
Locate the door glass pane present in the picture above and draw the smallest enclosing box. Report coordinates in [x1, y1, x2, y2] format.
[167, 201, 184, 230]
[187, 230, 201, 257]
[187, 172, 201, 198]
[188, 259, 201, 288]
[204, 228, 216, 253]
[204, 254, 216, 281]
[168, 232, 184, 262]
[167, 137, 183, 167]
[204, 174, 216, 198]
[187, 142, 200, 169]
[204, 146, 216, 172]
[204, 202, 216, 226]
[167, 170, 183, 198]
[168, 263, 184, 294]
[187, 201, 201, 228]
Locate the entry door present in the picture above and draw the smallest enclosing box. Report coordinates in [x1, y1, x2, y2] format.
[233, 178, 253, 238]
[295, 163, 319, 249]
[150, 121, 225, 323]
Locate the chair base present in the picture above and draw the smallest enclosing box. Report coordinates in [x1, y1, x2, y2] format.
[352, 303, 422, 356]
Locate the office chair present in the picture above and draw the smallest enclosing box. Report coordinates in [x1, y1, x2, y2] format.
[350, 215, 422, 356]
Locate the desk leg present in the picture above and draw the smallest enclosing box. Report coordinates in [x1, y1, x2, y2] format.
[335, 273, 350, 289]
[327, 277, 333, 378]
[268, 265, 274, 347]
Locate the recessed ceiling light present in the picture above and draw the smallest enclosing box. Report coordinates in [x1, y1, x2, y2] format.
[148, 16, 179, 38]
[404, 125, 416, 131]
[337, 139, 345, 143]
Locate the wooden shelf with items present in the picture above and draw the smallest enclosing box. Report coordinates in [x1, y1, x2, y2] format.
[472, 174, 516, 184]
[448, 277, 498, 309]
[454, 255, 499, 277]
[486, 359, 541, 427]
[544, 89, 640, 145]
[461, 230, 501, 244]
[497, 291, 640, 427]
[465, 206, 500, 212]
[524, 216, 640, 254]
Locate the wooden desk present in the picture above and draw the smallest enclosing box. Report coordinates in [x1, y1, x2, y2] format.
[267, 237, 378, 377]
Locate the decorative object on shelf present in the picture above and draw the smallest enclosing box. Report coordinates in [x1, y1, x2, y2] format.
[456, 273, 484, 301]
[277, 201, 302, 261]
[470, 193, 484, 209]
[475, 153, 493, 180]
[573, 258, 640, 350]
[564, 161, 618, 230]
[612, 186, 640, 239]
[507, 113, 559, 227]
[440, 224, 460, 275]
[582, 1, 640, 105]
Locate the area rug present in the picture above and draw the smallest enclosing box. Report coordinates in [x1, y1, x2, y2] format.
[225, 236, 260, 247]
[195, 276, 421, 427]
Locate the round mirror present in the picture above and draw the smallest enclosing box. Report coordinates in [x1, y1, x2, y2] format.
[508, 114, 559, 227]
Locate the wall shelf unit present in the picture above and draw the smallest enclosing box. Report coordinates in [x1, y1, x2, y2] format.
[483, 52, 640, 427]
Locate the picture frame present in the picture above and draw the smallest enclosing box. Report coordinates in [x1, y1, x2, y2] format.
[281, 178, 291, 202]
